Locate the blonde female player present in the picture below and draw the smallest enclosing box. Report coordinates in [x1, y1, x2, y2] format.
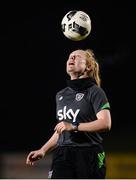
[26, 49, 111, 179]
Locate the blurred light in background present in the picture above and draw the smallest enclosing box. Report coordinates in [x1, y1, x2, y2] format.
[1, 152, 136, 178]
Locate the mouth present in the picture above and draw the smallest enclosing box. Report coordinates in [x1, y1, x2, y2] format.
[68, 62, 74, 66]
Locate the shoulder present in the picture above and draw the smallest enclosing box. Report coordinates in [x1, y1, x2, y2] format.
[57, 87, 69, 94]
[56, 87, 71, 97]
[88, 84, 107, 97]
[88, 85, 110, 111]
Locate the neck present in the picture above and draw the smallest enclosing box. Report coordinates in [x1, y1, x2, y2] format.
[70, 72, 88, 80]
[67, 77, 96, 91]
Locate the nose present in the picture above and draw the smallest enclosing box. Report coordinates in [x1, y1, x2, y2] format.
[70, 55, 75, 60]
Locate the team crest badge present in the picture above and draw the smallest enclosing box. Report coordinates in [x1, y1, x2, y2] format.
[75, 93, 84, 101]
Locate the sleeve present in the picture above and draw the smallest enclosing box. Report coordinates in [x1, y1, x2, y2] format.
[90, 85, 110, 114]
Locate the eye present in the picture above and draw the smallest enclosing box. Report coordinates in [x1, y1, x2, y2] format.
[76, 55, 81, 57]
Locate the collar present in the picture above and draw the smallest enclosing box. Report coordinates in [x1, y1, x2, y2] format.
[67, 77, 96, 91]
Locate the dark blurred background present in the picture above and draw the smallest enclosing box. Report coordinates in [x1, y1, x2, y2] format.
[1, 0, 136, 178]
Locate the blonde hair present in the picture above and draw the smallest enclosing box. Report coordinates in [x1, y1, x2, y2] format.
[85, 49, 101, 87]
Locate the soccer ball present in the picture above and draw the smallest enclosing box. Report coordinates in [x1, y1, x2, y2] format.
[61, 10, 91, 41]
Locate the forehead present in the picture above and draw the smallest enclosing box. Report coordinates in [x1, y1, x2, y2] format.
[70, 50, 86, 56]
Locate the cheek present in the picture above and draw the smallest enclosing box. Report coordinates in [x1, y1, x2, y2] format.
[66, 62, 69, 69]
[77, 62, 86, 70]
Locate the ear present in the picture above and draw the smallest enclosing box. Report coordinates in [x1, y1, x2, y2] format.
[86, 65, 92, 71]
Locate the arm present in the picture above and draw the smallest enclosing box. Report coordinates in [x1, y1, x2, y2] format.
[40, 130, 59, 153]
[26, 131, 59, 165]
[55, 109, 111, 133]
[78, 109, 111, 132]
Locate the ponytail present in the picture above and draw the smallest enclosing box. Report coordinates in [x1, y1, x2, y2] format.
[85, 49, 101, 87]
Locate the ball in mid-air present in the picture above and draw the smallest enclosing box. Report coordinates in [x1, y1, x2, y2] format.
[61, 10, 91, 41]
